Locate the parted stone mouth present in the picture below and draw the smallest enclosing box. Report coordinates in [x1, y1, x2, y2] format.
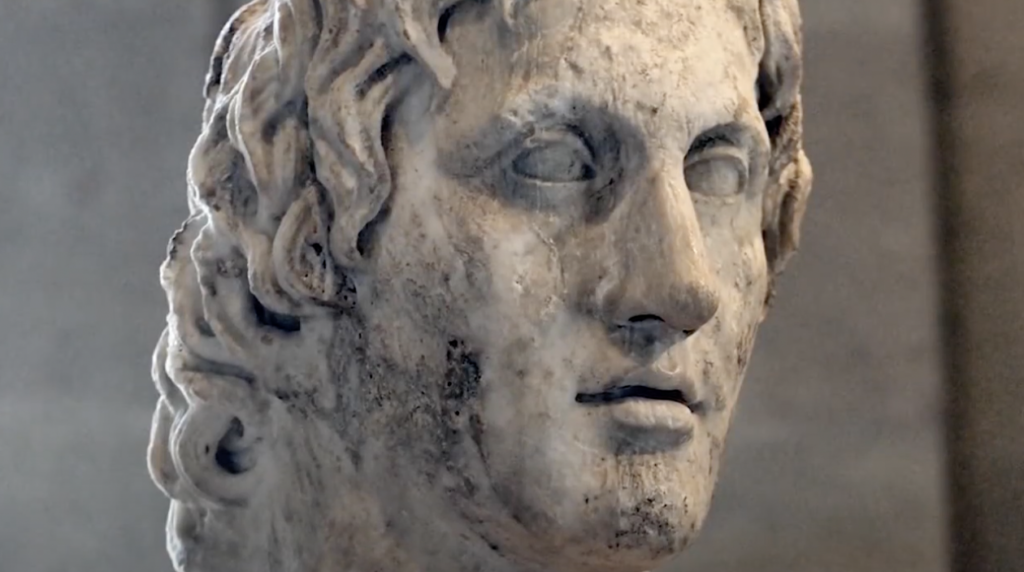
[575, 385, 697, 409]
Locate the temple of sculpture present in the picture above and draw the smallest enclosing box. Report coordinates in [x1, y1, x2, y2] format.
[146, 1, 812, 570]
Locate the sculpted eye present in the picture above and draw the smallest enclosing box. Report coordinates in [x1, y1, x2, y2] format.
[683, 145, 750, 197]
[510, 132, 596, 184]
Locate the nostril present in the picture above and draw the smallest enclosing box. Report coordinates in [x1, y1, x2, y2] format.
[623, 315, 698, 339]
[627, 314, 665, 324]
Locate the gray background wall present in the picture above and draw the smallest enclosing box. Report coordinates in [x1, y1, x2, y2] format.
[0, 2, 947, 571]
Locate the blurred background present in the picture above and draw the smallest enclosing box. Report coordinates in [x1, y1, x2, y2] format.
[0, 1, 1020, 571]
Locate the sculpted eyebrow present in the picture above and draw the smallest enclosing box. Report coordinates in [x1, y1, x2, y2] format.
[688, 122, 753, 153]
[443, 95, 609, 177]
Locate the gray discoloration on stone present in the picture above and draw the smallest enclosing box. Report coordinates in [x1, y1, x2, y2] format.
[148, 1, 810, 570]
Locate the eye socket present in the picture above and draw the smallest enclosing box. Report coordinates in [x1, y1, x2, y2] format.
[683, 146, 749, 197]
[510, 132, 597, 184]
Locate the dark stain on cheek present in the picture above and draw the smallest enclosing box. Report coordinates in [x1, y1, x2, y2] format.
[437, 338, 485, 494]
[442, 338, 481, 407]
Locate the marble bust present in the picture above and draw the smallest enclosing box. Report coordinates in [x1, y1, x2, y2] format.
[147, 1, 812, 571]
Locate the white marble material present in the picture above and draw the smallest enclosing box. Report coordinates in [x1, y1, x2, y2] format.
[148, 1, 811, 571]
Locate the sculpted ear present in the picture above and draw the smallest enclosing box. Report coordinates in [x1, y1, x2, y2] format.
[757, 0, 813, 286]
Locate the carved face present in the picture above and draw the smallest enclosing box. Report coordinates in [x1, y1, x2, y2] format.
[151, 1, 808, 571]
[351, 1, 771, 569]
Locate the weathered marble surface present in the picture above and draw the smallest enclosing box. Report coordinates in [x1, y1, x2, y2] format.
[146, 1, 810, 570]
[0, 1, 944, 572]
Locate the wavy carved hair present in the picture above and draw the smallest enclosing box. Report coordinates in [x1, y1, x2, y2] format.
[147, 0, 810, 570]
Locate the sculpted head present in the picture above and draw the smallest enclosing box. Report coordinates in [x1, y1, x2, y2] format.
[147, 1, 811, 571]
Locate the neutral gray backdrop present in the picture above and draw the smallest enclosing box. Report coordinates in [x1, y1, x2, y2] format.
[0, 2, 947, 571]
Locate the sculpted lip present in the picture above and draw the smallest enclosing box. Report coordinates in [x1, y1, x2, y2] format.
[576, 385, 688, 405]
[575, 375, 703, 414]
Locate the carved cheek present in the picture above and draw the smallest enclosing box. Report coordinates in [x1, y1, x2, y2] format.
[736, 233, 770, 322]
[480, 221, 565, 326]
[718, 237, 769, 389]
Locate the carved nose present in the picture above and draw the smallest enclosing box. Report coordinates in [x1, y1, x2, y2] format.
[608, 268, 719, 339]
[601, 157, 720, 346]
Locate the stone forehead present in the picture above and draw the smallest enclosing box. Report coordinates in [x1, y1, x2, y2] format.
[440, 0, 764, 136]
[516, 0, 764, 47]
[509, 0, 765, 96]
